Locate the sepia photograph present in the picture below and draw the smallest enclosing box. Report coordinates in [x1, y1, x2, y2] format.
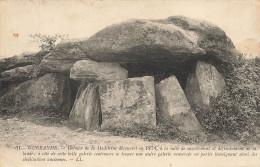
[0, 0, 259, 166]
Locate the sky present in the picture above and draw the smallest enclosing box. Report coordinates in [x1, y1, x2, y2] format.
[0, 0, 259, 58]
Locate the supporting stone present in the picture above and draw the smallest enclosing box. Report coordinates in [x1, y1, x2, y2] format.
[99, 76, 156, 131]
[69, 59, 128, 131]
[69, 82, 101, 131]
[155, 75, 203, 133]
[185, 61, 226, 108]
[0, 73, 71, 114]
[70, 60, 128, 82]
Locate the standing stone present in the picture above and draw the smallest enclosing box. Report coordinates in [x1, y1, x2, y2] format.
[69, 82, 101, 131]
[69, 82, 88, 125]
[156, 76, 191, 118]
[155, 76, 202, 133]
[69, 59, 128, 131]
[185, 61, 226, 108]
[70, 60, 128, 82]
[99, 76, 156, 131]
[0, 73, 71, 114]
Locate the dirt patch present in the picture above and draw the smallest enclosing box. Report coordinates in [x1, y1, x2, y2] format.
[1, 117, 259, 149]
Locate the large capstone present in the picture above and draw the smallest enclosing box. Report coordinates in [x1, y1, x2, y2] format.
[40, 16, 238, 75]
[155, 75, 203, 133]
[0, 52, 45, 73]
[0, 73, 71, 114]
[39, 40, 88, 74]
[70, 60, 128, 82]
[185, 61, 226, 108]
[69, 82, 101, 131]
[0, 65, 39, 83]
[99, 76, 156, 131]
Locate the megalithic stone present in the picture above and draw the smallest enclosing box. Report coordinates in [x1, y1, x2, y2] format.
[70, 60, 128, 82]
[155, 75, 203, 133]
[0, 65, 39, 83]
[69, 81, 101, 131]
[0, 73, 71, 114]
[99, 76, 156, 131]
[69, 59, 128, 131]
[185, 61, 226, 108]
[0, 52, 44, 73]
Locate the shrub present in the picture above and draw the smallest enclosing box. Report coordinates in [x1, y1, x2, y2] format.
[29, 33, 68, 52]
[197, 55, 260, 143]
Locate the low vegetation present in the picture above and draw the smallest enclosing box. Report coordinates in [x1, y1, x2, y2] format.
[197, 55, 260, 143]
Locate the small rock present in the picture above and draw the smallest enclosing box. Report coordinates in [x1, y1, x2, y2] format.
[75, 128, 83, 132]
[13, 118, 19, 121]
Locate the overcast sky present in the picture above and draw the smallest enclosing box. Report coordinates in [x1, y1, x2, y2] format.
[0, 0, 259, 58]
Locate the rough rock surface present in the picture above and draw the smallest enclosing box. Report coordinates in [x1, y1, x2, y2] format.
[170, 111, 205, 134]
[70, 60, 128, 81]
[155, 76, 202, 133]
[0, 82, 21, 97]
[185, 61, 226, 108]
[69, 82, 101, 131]
[0, 65, 39, 83]
[156, 76, 191, 117]
[39, 40, 88, 74]
[99, 76, 156, 131]
[0, 73, 71, 114]
[0, 52, 45, 73]
[82, 17, 204, 63]
[40, 16, 238, 75]
[80, 16, 237, 73]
